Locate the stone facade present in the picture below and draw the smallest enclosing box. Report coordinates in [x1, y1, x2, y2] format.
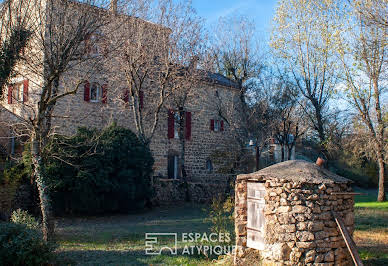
[0, 1, 240, 203]
[234, 160, 354, 265]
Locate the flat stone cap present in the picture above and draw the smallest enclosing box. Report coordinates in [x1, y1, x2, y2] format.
[237, 160, 351, 184]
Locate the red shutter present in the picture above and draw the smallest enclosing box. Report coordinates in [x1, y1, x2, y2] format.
[23, 79, 29, 102]
[221, 120, 224, 131]
[84, 81, 90, 102]
[210, 119, 214, 131]
[7, 85, 13, 104]
[168, 109, 174, 139]
[101, 84, 107, 104]
[185, 111, 191, 140]
[139, 90, 144, 109]
[123, 89, 129, 103]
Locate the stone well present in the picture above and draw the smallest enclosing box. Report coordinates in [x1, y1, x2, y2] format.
[234, 160, 354, 265]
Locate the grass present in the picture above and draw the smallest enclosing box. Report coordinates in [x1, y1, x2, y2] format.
[354, 188, 388, 266]
[54, 189, 388, 265]
[55, 204, 221, 265]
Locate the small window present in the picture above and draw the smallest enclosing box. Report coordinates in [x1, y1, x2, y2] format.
[206, 159, 213, 173]
[90, 82, 102, 102]
[174, 112, 180, 139]
[168, 154, 180, 179]
[214, 120, 221, 132]
[12, 83, 23, 102]
[215, 90, 219, 97]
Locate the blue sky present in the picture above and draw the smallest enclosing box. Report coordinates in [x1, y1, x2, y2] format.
[192, 0, 278, 40]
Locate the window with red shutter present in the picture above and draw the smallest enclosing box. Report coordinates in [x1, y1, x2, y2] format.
[168, 109, 175, 139]
[210, 119, 215, 131]
[84, 81, 90, 102]
[185, 111, 191, 140]
[23, 79, 29, 102]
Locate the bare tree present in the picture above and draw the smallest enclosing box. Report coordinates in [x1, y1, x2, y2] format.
[0, 0, 129, 240]
[271, 0, 342, 156]
[336, 2, 387, 201]
[207, 15, 264, 172]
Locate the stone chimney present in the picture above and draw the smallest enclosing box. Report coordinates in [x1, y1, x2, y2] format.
[189, 55, 199, 70]
[110, 0, 117, 14]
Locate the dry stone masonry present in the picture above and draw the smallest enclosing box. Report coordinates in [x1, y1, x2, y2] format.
[234, 160, 354, 266]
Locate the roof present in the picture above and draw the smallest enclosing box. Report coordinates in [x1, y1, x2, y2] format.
[204, 72, 239, 89]
[237, 160, 351, 184]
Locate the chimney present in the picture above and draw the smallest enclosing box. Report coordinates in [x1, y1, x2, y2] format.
[110, 0, 117, 14]
[189, 55, 199, 70]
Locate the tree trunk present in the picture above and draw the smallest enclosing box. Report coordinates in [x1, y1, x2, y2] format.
[288, 145, 293, 160]
[255, 145, 260, 171]
[31, 137, 54, 241]
[377, 153, 386, 202]
[179, 110, 190, 201]
[281, 144, 285, 162]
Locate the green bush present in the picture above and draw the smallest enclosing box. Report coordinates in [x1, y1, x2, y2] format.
[206, 195, 234, 241]
[0, 222, 56, 266]
[10, 209, 39, 230]
[44, 124, 154, 215]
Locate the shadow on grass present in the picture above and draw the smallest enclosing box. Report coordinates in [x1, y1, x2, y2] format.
[363, 258, 388, 266]
[56, 247, 211, 265]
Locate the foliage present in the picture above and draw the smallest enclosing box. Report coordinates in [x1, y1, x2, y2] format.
[206, 195, 234, 243]
[0, 149, 32, 186]
[0, 222, 56, 266]
[0, 27, 30, 97]
[43, 124, 154, 215]
[10, 209, 39, 230]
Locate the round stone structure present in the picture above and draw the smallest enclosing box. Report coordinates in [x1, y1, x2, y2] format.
[234, 160, 354, 265]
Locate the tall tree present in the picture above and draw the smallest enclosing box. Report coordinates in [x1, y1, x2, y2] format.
[271, 0, 340, 156]
[0, 0, 127, 240]
[208, 15, 264, 172]
[336, 1, 387, 201]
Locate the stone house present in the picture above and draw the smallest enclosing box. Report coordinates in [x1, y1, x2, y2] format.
[0, 0, 241, 202]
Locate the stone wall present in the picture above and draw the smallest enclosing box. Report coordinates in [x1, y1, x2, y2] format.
[153, 177, 229, 204]
[235, 177, 354, 265]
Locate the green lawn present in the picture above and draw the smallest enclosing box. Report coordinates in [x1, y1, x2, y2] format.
[55, 189, 388, 265]
[354, 188, 388, 266]
[55, 204, 219, 265]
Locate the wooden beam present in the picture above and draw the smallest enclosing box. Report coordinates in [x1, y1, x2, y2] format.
[332, 211, 364, 266]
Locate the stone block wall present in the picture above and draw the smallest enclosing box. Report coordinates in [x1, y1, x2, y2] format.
[153, 177, 229, 204]
[235, 178, 354, 265]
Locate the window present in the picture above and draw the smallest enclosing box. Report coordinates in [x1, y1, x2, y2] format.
[90, 82, 102, 102]
[206, 159, 213, 173]
[8, 80, 28, 104]
[168, 110, 192, 140]
[214, 120, 221, 132]
[168, 154, 180, 179]
[210, 119, 224, 132]
[174, 112, 180, 139]
[12, 83, 22, 102]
